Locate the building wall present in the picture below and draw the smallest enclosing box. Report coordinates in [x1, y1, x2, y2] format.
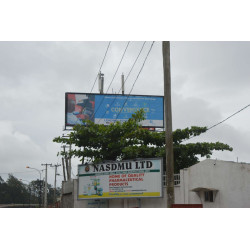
[179, 159, 250, 208]
[61, 159, 250, 208]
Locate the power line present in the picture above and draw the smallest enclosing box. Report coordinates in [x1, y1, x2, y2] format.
[183, 103, 250, 142]
[105, 41, 130, 93]
[115, 41, 155, 121]
[98, 41, 147, 122]
[90, 41, 111, 93]
[91, 41, 130, 120]
[207, 104, 250, 130]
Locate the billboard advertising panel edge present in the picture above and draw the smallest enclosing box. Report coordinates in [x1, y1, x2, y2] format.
[77, 158, 163, 200]
[65, 92, 164, 128]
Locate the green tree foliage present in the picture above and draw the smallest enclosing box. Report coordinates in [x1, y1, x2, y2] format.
[54, 110, 233, 173]
[29, 179, 42, 204]
[0, 176, 11, 204]
[0, 175, 29, 204]
[28, 180, 60, 206]
[0, 175, 61, 206]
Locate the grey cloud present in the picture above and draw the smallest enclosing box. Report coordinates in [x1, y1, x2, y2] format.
[172, 93, 222, 129]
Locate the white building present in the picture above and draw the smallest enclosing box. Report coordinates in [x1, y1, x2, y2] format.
[175, 159, 250, 208]
[61, 159, 250, 208]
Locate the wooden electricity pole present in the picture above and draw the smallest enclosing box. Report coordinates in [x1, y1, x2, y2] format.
[162, 41, 175, 208]
[50, 164, 61, 206]
[41, 163, 52, 208]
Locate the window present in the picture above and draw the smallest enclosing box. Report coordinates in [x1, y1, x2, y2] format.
[204, 191, 214, 202]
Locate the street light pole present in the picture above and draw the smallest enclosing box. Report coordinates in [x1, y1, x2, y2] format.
[26, 166, 42, 208]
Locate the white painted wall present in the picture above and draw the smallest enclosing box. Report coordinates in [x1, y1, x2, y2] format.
[178, 159, 250, 208]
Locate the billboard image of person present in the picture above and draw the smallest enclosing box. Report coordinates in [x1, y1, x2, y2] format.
[66, 94, 95, 125]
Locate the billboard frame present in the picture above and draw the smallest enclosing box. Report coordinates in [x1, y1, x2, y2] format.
[65, 92, 164, 130]
[77, 157, 164, 200]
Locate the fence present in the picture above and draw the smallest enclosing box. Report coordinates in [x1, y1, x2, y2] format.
[163, 173, 180, 186]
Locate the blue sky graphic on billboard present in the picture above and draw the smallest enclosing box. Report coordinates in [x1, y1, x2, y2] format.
[66, 93, 164, 127]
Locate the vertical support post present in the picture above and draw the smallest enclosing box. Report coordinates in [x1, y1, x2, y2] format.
[44, 164, 48, 208]
[62, 157, 66, 181]
[162, 41, 175, 208]
[54, 165, 57, 206]
[63, 145, 69, 180]
[50, 164, 61, 207]
[98, 72, 104, 94]
[54, 164, 61, 206]
[42, 163, 52, 208]
[37, 171, 42, 208]
[121, 73, 125, 95]
[69, 144, 72, 181]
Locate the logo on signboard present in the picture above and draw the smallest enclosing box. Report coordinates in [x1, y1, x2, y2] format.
[85, 165, 90, 172]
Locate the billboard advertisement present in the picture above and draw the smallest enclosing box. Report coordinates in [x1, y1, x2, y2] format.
[65, 93, 164, 128]
[78, 158, 163, 199]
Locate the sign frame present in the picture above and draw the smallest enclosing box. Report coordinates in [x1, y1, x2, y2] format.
[65, 92, 164, 129]
[77, 157, 163, 200]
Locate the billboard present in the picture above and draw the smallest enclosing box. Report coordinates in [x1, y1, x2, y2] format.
[65, 93, 164, 128]
[78, 158, 163, 199]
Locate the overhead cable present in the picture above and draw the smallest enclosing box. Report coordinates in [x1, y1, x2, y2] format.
[105, 41, 130, 93]
[90, 41, 111, 93]
[115, 41, 155, 121]
[207, 104, 250, 130]
[99, 41, 147, 121]
[183, 103, 250, 143]
[91, 41, 131, 120]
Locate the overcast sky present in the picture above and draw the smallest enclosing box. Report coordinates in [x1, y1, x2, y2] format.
[1, 41, 250, 185]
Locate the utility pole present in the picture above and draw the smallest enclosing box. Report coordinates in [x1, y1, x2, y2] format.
[61, 145, 68, 181]
[41, 163, 52, 208]
[69, 144, 72, 181]
[61, 143, 72, 181]
[162, 41, 175, 208]
[62, 156, 66, 181]
[121, 73, 125, 95]
[51, 164, 61, 206]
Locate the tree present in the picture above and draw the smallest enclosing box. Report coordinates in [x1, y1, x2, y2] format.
[1, 174, 30, 204]
[53, 110, 233, 173]
[0, 175, 61, 206]
[0, 176, 9, 204]
[29, 180, 61, 206]
[29, 179, 43, 205]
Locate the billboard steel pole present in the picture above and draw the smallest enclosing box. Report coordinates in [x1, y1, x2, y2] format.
[162, 41, 175, 208]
